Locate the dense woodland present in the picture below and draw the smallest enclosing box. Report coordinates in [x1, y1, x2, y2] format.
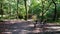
[0, 0, 60, 22]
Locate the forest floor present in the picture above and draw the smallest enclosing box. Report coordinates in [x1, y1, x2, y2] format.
[0, 19, 60, 34]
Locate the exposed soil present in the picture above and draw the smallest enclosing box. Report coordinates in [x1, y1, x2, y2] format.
[0, 19, 60, 34]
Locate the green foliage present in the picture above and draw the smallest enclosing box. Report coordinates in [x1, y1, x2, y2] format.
[0, 0, 60, 22]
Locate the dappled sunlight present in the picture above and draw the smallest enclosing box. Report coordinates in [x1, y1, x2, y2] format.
[0, 20, 60, 34]
[32, 30, 40, 33]
[2, 32, 12, 34]
[0, 0, 60, 34]
[21, 30, 31, 33]
[46, 27, 60, 29]
[19, 30, 32, 34]
[21, 24, 34, 28]
[28, 24, 34, 27]
[12, 29, 20, 32]
[3, 19, 26, 24]
[13, 30, 17, 31]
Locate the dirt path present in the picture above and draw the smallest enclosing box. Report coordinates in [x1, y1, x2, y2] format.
[0, 20, 60, 34]
[0, 20, 39, 34]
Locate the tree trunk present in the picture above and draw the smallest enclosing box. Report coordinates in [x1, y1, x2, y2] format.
[16, 0, 19, 19]
[8, 4, 11, 19]
[52, 0, 57, 21]
[24, 0, 28, 20]
[0, 1, 3, 19]
[41, 0, 44, 22]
